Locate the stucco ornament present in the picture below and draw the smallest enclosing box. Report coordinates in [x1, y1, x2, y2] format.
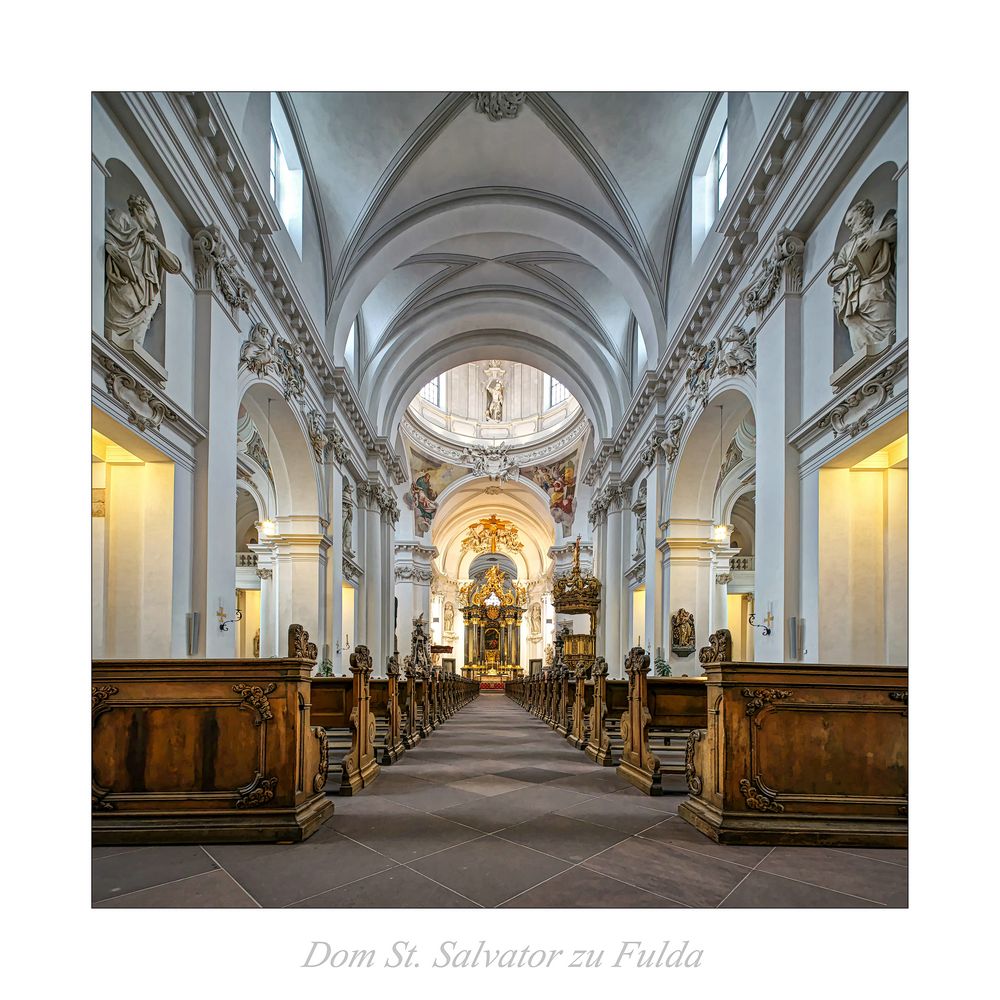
[827, 199, 897, 352]
[719, 324, 757, 376]
[104, 195, 181, 350]
[473, 92, 526, 121]
[461, 442, 518, 482]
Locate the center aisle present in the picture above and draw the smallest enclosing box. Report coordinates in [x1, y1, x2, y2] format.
[301, 691, 686, 907]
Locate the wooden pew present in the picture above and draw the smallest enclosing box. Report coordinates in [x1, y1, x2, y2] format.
[92, 625, 333, 844]
[567, 668, 592, 749]
[310, 646, 381, 795]
[555, 667, 572, 737]
[585, 657, 614, 765]
[616, 646, 708, 795]
[401, 660, 422, 749]
[369, 654, 405, 765]
[679, 660, 908, 846]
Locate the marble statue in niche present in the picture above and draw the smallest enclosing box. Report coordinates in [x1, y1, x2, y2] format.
[104, 195, 182, 350]
[342, 481, 354, 556]
[827, 199, 897, 352]
[633, 481, 647, 561]
[671, 608, 696, 656]
[484, 361, 505, 422]
[443, 601, 455, 635]
[530, 602, 542, 635]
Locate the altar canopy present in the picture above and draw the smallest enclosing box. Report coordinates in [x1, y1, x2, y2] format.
[459, 565, 527, 680]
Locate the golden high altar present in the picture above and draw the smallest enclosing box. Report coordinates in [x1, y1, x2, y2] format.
[552, 536, 601, 672]
[458, 565, 527, 681]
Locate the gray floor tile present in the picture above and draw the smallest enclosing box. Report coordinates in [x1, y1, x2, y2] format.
[208, 833, 392, 906]
[95, 868, 257, 908]
[719, 870, 883, 908]
[409, 835, 571, 906]
[638, 816, 773, 866]
[501, 866, 685, 908]
[495, 767, 581, 783]
[556, 793, 671, 835]
[93, 845, 218, 902]
[498, 813, 631, 863]
[290, 865, 474, 907]
[448, 775, 532, 796]
[758, 847, 908, 906]
[583, 838, 747, 907]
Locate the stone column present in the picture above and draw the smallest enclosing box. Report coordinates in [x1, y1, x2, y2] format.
[190, 227, 250, 657]
[643, 460, 666, 666]
[271, 516, 329, 667]
[754, 271, 802, 661]
[603, 482, 626, 677]
[250, 540, 277, 657]
[394, 541, 437, 663]
[662, 518, 715, 676]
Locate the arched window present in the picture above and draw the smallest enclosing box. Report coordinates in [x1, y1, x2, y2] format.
[543, 373, 568, 410]
[691, 94, 729, 258]
[420, 375, 445, 408]
[269, 93, 304, 255]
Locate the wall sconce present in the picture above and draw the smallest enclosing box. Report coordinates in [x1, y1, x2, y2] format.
[257, 518, 276, 538]
[749, 610, 773, 636]
[712, 524, 729, 542]
[336, 634, 352, 654]
[218, 601, 243, 632]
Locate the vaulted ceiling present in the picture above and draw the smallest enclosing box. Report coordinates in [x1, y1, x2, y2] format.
[287, 91, 713, 438]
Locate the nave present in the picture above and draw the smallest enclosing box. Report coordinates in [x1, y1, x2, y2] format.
[92, 694, 906, 908]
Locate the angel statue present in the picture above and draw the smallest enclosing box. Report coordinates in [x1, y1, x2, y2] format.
[104, 194, 182, 350]
[827, 198, 897, 352]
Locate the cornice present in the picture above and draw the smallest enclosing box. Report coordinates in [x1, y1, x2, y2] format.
[788, 341, 908, 452]
[92, 334, 206, 448]
[401, 408, 589, 469]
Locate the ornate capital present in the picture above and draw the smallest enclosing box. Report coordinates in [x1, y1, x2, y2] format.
[193, 224, 252, 316]
[740, 229, 805, 316]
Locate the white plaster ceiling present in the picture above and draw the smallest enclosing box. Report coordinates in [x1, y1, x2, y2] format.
[286, 91, 716, 437]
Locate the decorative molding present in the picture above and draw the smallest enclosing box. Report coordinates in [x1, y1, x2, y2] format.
[235, 771, 278, 808]
[401, 411, 588, 468]
[740, 230, 805, 316]
[473, 92, 526, 121]
[92, 684, 119, 712]
[395, 564, 434, 583]
[100, 356, 178, 432]
[742, 687, 792, 718]
[288, 624, 319, 660]
[588, 481, 627, 527]
[685, 729, 705, 795]
[715, 573, 733, 586]
[460, 442, 518, 482]
[739, 776, 784, 813]
[817, 361, 903, 439]
[255, 568, 272, 580]
[313, 728, 329, 793]
[232, 682, 276, 724]
[789, 341, 907, 452]
[192, 224, 252, 316]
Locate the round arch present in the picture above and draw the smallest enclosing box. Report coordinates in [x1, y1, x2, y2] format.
[238, 382, 321, 519]
[666, 385, 756, 523]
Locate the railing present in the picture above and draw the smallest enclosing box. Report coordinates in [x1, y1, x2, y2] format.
[236, 552, 258, 567]
[730, 555, 754, 571]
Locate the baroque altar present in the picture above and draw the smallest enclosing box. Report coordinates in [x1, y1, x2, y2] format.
[458, 565, 527, 681]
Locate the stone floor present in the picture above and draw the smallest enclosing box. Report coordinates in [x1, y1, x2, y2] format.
[93, 693, 908, 908]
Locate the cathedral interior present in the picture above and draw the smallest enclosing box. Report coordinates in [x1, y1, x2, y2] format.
[88, 85, 911, 926]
